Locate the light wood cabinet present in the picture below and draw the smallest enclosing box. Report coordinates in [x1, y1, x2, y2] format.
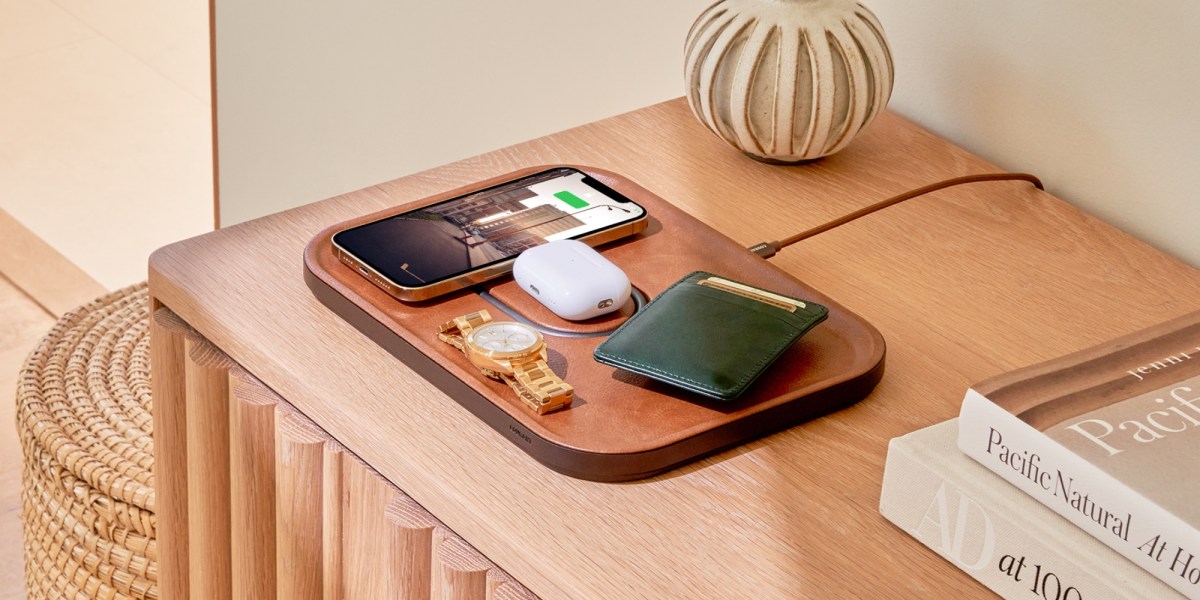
[150, 99, 1200, 598]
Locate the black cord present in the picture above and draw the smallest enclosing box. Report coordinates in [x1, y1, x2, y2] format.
[750, 173, 1044, 258]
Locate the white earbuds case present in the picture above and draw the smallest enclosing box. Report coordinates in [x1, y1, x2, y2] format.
[513, 240, 631, 321]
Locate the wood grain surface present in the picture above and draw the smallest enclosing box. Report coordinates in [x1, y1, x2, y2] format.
[341, 454, 400, 599]
[385, 494, 443, 600]
[148, 99, 1200, 598]
[150, 307, 191, 600]
[275, 408, 336, 600]
[183, 334, 234, 599]
[229, 369, 279, 599]
[154, 315, 532, 599]
[435, 536, 495, 600]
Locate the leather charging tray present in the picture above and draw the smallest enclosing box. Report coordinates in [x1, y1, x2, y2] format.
[303, 166, 886, 481]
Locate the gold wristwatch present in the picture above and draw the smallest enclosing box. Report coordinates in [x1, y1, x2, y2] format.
[436, 310, 573, 415]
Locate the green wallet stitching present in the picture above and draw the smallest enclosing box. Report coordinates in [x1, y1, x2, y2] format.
[593, 271, 828, 401]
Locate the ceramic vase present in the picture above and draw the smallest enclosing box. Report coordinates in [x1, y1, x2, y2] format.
[684, 0, 894, 163]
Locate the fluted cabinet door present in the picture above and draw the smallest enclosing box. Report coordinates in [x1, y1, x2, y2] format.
[149, 305, 538, 600]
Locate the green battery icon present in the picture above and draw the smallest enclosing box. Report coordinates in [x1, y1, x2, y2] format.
[554, 191, 589, 209]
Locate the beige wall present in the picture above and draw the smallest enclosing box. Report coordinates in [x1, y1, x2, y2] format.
[217, 1, 1200, 269]
[1, 0, 212, 290]
[867, 0, 1200, 267]
[214, 1, 712, 226]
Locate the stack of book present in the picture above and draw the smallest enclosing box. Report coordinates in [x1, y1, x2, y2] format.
[881, 310, 1200, 599]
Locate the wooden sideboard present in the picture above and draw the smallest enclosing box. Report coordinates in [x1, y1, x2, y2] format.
[149, 99, 1200, 598]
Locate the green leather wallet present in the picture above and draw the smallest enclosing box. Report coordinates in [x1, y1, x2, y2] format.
[593, 271, 828, 401]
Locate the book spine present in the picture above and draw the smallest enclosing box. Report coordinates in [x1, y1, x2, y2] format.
[958, 389, 1200, 600]
[881, 424, 1176, 600]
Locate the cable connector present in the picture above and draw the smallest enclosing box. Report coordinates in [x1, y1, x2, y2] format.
[748, 241, 779, 258]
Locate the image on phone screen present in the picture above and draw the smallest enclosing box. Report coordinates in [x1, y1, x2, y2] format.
[332, 168, 646, 290]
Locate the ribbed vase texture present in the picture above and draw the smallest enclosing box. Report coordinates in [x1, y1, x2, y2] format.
[685, 0, 894, 163]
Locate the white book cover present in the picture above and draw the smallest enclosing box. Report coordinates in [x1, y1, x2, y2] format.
[957, 310, 1200, 599]
[882, 419, 1180, 600]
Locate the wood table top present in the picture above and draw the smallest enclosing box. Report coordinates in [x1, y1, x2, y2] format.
[149, 99, 1200, 598]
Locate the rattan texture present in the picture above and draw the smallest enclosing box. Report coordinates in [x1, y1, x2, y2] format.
[16, 284, 157, 600]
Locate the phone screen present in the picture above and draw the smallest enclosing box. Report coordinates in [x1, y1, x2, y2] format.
[332, 168, 646, 289]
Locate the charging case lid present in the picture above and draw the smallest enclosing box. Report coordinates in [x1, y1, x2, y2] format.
[513, 240, 631, 321]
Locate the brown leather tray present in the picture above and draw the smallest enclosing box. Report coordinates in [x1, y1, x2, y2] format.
[303, 165, 886, 481]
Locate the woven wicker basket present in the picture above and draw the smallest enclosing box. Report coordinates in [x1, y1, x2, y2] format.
[16, 284, 157, 600]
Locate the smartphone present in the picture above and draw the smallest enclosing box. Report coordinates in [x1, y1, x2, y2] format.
[332, 167, 649, 301]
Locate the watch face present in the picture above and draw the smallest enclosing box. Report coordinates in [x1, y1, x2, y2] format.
[467, 321, 541, 355]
